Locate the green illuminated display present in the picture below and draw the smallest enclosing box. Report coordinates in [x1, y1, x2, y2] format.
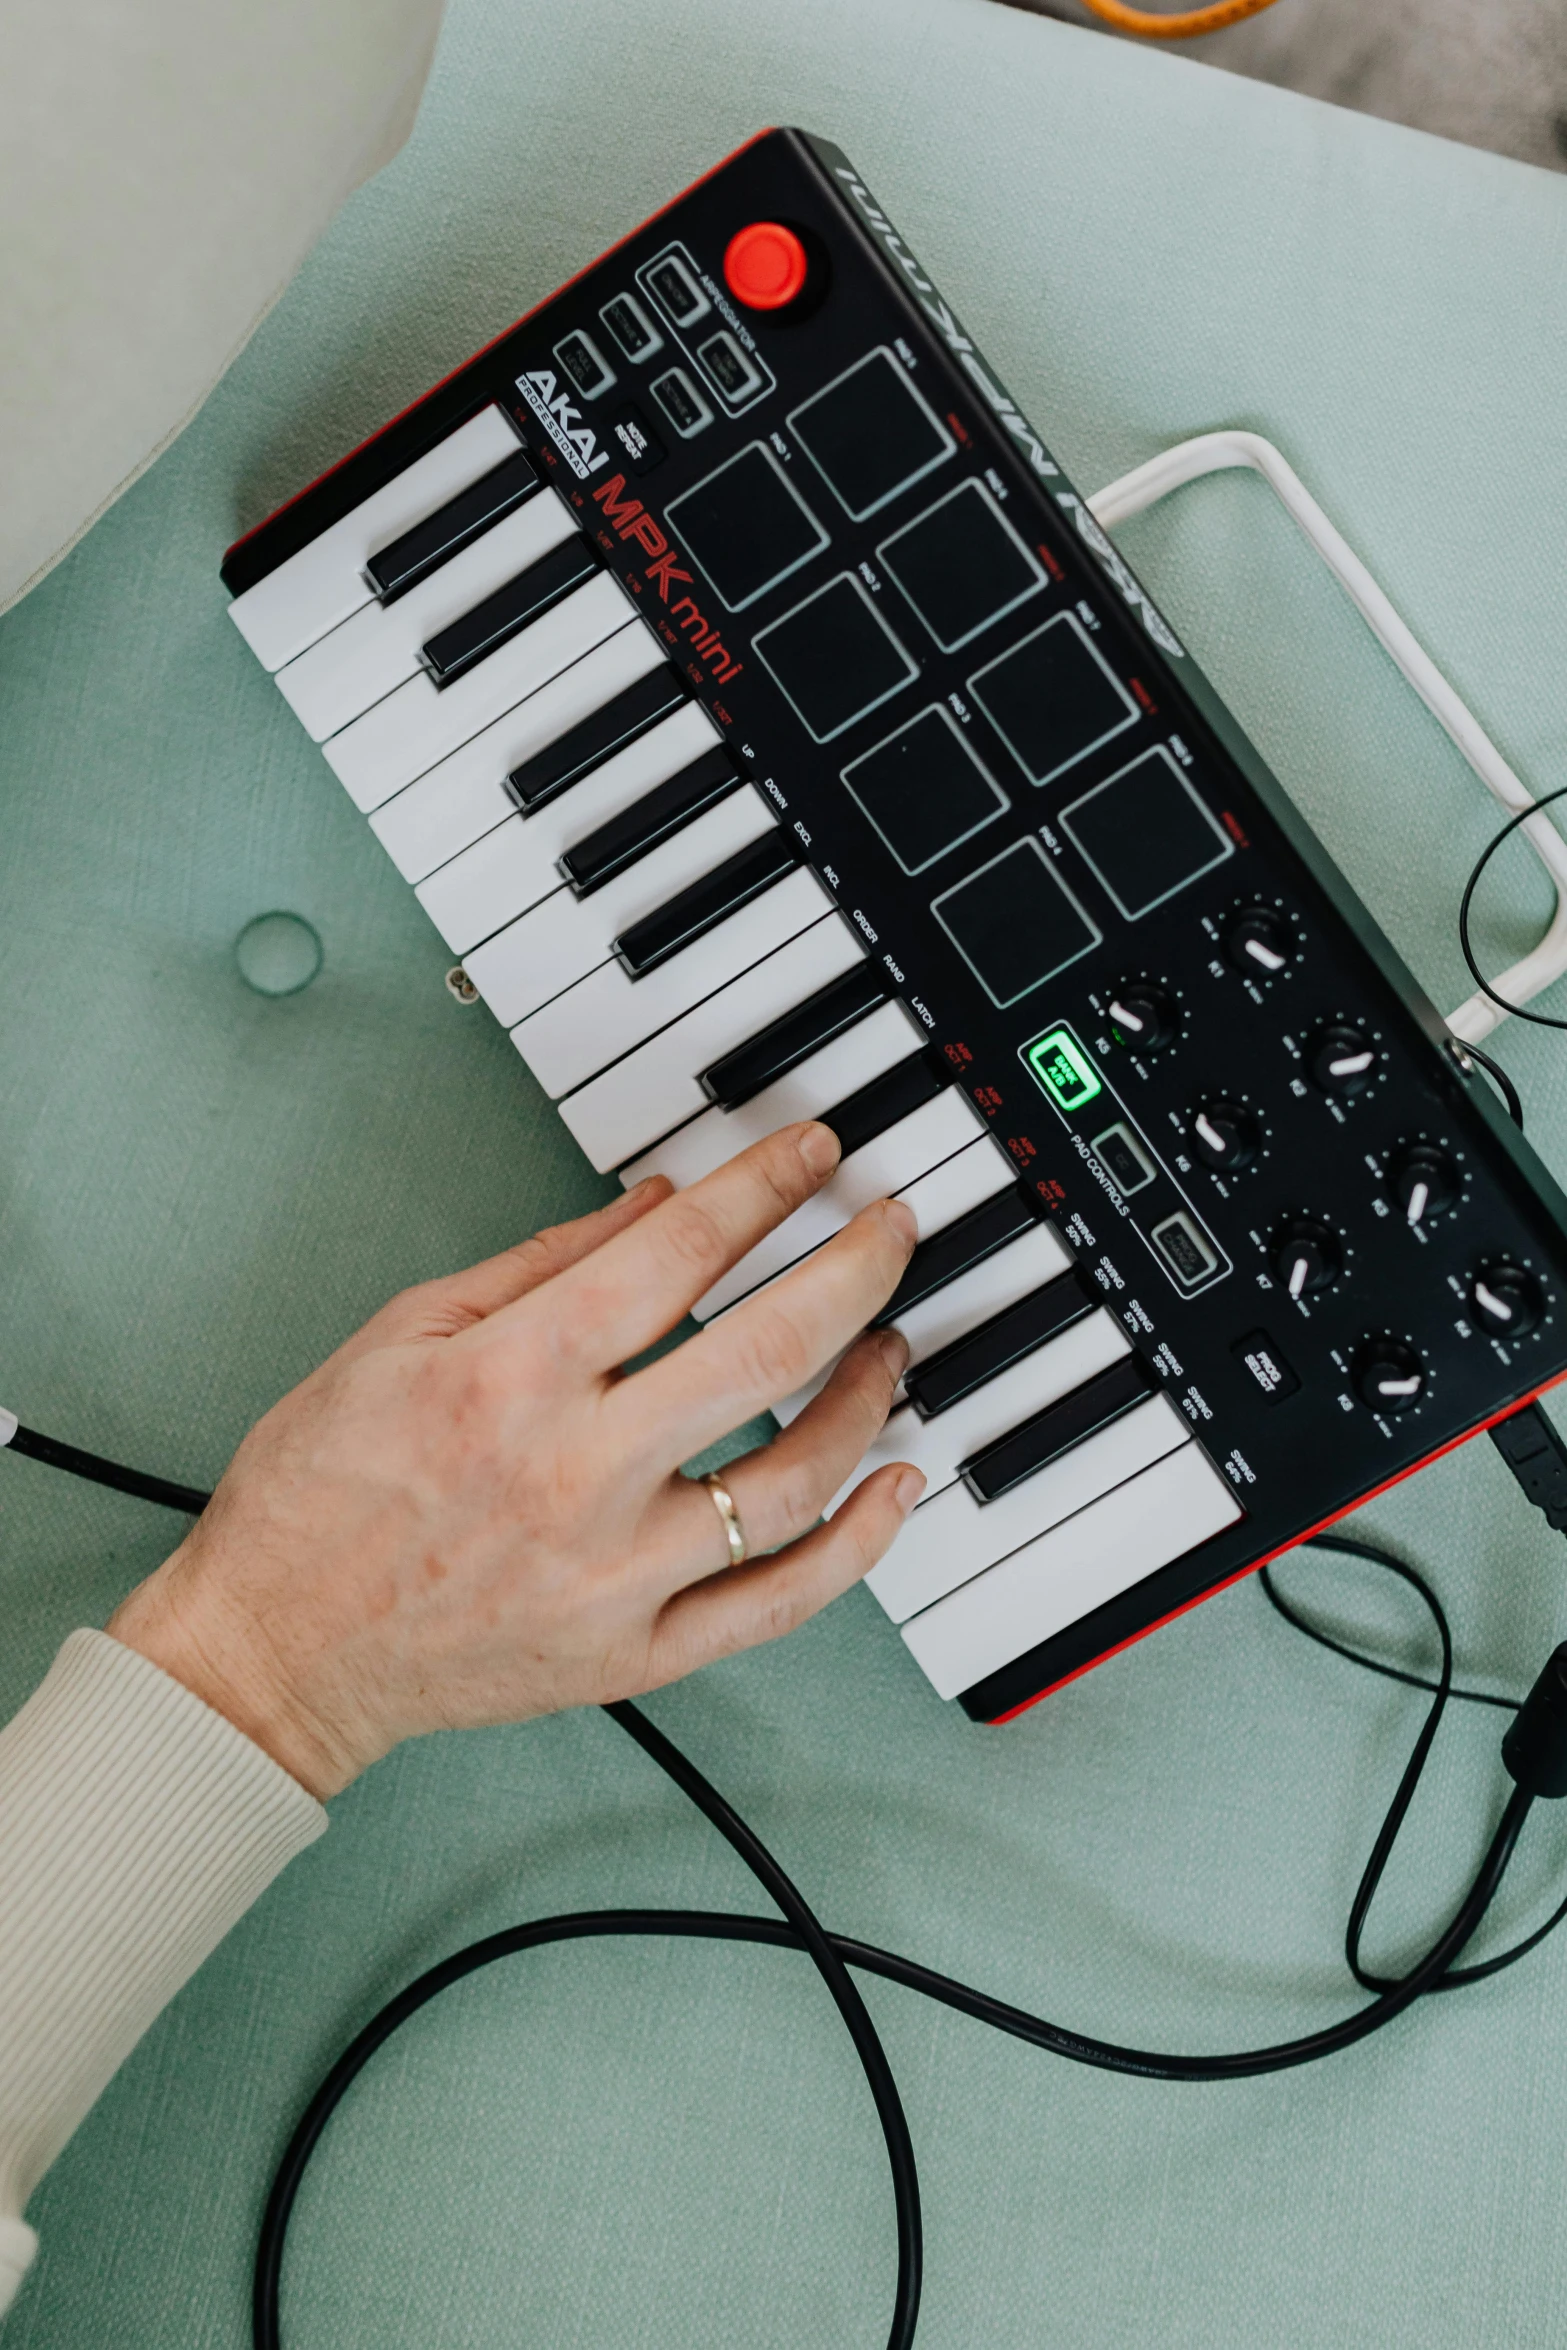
[1023, 1026, 1103, 1116]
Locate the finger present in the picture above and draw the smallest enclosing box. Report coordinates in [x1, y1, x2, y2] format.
[489, 1122, 842, 1372]
[651, 1328, 908, 1586]
[643, 1464, 925, 1684]
[615, 1194, 917, 1466]
[333, 1178, 672, 1358]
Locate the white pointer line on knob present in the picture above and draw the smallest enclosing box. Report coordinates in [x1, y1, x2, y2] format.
[1194, 1112, 1226, 1154]
[1329, 1050, 1374, 1078]
[1474, 1281, 1513, 1324]
[1245, 938, 1286, 972]
[1109, 999, 1144, 1033]
[1377, 1374, 1422, 1397]
[1405, 1181, 1429, 1225]
[1287, 1255, 1309, 1299]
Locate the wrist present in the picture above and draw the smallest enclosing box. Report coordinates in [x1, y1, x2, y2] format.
[108, 1543, 357, 1802]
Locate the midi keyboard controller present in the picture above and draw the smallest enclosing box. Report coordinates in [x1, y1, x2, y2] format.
[222, 127, 1567, 1722]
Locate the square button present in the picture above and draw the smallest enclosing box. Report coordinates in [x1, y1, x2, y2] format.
[555, 332, 615, 400]
[1059, 746, 1233, 919]
[1091, 1121, 1157, 1197]
[788, 347, 955, 521]
[651, 368, 712, 439]
[643, 250, 709, 328]
[698, 331, 763, 403]
[666, 444, 828, 612]
[931, 838, 1102, 1008]
[1152, 1211, 1220, 1289]
[968, 613, 1138, 787]
[600, 293, 662, 362]
[842, 706, 1007, 875]
[877, 481, 1046, 652]
[754, 574, 919, 743]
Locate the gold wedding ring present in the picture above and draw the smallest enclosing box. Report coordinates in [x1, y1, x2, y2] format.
[701, 1470, 749, 1568]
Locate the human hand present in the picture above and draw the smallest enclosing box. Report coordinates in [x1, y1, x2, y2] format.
[109, 1124, 923, 1798]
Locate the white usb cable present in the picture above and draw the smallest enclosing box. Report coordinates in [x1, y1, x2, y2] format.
[1087, 430, 1565, 1044]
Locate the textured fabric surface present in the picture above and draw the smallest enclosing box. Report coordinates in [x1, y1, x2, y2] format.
[2, 0, 1567, 2342]
[0, 1633, 325, 2308]
[0, 0, 444, 614]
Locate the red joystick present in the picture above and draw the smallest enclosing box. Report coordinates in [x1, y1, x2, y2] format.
[723, 220, 809, 311]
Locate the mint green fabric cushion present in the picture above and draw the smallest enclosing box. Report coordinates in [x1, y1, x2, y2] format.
[5, 1, 1567, 2343]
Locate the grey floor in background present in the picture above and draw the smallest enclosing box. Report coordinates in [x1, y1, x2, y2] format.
[1009, 0, 1567, 173]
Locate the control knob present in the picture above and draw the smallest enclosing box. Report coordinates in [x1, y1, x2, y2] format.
[1354, 1336, 1427, 1414]
[1269, 1215, 1342, 1300]
[1190, 1097, 1262, 1172]
[1108, 980, 1179, 1054]
[1468, 1258, 1545, 1339]
[1386, 1140, 1460, 1226]
[1309, 1021, 1378, 1097]
[1225, 905, 1295, 979]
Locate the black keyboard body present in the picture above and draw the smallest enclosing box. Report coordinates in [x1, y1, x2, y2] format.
[223, 127, 1567, 1722]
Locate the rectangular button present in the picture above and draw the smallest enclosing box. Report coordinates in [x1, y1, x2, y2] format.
[820, 1054, 945, 1162]
[380, 665, 709, 885]
[612, 832, 799, 977]
[228, 406, 523, 671]
[891, 1222, 1076, 1375]
[830, 1307, 1133, 1511]
[867, 1393, 1190, 1623]
[512, 865, 835, 1099]
[962, 1352, 1157, 1501]
[508, 667, 693, 812]
[905, 1271, 1096, 1420]
[900, 1442, 1243, 1701]
[463, 791, 777, 1027]
[324, 573, 636, 809]
[701, 965, 889, 1111]
[366, 447, 540, 601]
[557, 917, 867, 1172]
[878, 1186, 1044, 1327]
[420, 536, 601, 686]
[621, 997, 926, 1194]
[275, 491, 580, 741]
[559, 747, 743, 895]
[693, 1087, 987, 1322]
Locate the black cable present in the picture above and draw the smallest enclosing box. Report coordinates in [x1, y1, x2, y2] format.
[3, 1421, 210, 1517]
[1460, 1041, 1526, 1130]
[1456, 779, 1567, 1032]
[6, 1435, 1565, 2348]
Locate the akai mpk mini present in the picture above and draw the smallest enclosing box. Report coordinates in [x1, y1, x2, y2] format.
[221, 128, 1567, 1722]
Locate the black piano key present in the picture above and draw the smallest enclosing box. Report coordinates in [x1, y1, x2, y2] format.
[506, 665, 692, 813]
[875, 1184, 1045, 1328]
[700, 964, 891, 1111]
[905, 1270, 1096, 1421]
[960, 1355, 1158, 1503]
[559, 748, 745, 896]
[419, 535, 601, 686]
[819, 1050, 946, 1162]
[364, 447, 539, 604]
[613, 832, 801, 977]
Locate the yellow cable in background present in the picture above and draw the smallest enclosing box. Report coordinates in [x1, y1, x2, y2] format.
[1078, 0, 1282, 39]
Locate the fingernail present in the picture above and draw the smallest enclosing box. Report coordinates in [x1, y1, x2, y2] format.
[797, 1122, 841, 1180]
[875, 1327, 910, 1378]
[894, 1467, 926, 1514]
[881, 1196, 918, 1249]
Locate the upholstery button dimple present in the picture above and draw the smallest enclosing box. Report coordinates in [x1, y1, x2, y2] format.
[235, 911, 323, 997]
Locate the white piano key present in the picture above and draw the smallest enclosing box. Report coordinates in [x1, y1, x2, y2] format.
[866, 1395, 1191, 1623]
[828, 1307, 1133, 1512]
[325, 572, 635, 810]
[228, 407, 523, 671]
[620, 999, 926, 1194]
[462, 792, 777, 1028]
[411, 702, 725, 949]
[900, 1441, 1243, 1701]
[693, 1088, 988, 1322]
[557, 916, 868, 1173]
[370, 626, 678, 879]
[767, 1136, 1018, 1430]
[274, 491, 579, 742]
[892, 1222, 1075, 1370]
[512, 865, 834, 1102]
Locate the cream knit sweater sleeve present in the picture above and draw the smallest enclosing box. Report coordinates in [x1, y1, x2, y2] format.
[0, 1632, 327, 2319]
